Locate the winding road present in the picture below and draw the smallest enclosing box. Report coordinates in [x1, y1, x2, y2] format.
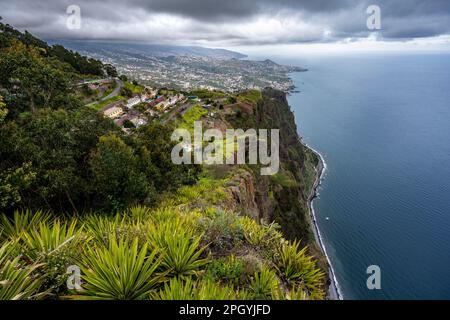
[101, 78, 123, 101]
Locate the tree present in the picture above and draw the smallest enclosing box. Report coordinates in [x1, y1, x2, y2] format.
[123, 119, 135, 129]
[0, 41, 70, 113]
[120, 86, 133, 98]
[89, 134, 149, 212]
[0, 95, 7, 122]
[104, 64, 118, 78]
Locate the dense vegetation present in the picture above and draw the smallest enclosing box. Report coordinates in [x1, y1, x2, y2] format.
[0, 22, 327, 300]
[0, 19, 108, 76]
[0, 176, 325, 300]
[0, 22, 198, 214]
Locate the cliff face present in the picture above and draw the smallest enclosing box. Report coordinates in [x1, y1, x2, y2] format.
[224, 88, 321, 249]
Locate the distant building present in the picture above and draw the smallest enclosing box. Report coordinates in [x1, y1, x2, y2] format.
[125, 96, 143, 109]
[104, 106, 123, 119]
[130, 117, 147, 128]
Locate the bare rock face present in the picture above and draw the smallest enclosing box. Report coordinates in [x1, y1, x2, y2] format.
[224, 169, 260, 221]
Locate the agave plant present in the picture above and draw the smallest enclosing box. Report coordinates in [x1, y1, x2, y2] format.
[285, 286, 309, 300]
[20, 220, 81, 260]
[125, 206, 152, 223]
[79, 235, 164, 300]
[18, 219, 84, 293]
[151, 277, 236, 300]
[0, 242, 44, 300]
[196, 278, 236, 300]
[248, 267, 281, 300]
[151, 277, 196, 300]
[147, 219, 208, 277]
[0, 210, 52, 240]
[240, 216, 282, 247]
[275, 240, 325, 298]
[84, 213, 124, 245]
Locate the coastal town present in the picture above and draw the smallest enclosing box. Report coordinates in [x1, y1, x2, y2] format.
[77, 77, 238, 131]
[61, 42, 306, 93]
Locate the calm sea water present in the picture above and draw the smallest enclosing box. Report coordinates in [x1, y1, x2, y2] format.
[270, 53, 450, 299]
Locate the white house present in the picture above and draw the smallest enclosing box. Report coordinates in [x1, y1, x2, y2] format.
[125, 96, 143, 109]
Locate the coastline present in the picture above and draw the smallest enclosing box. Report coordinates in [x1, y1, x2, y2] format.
[304, 142, 343, 300]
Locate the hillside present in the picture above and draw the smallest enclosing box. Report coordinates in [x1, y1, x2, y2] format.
[0, 22, 328, 300]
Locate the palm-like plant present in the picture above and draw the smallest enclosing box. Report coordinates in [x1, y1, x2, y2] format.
[248, 267, 281, 300]
[79, 236, 163, 300]
[151, 277, 236, 300]
[84, 213, 123, 245]
[240, 216, 282, 247]
[20, 220, 81, 260]
[147, 219, 208, 277]
[275, 240, 325, 298]
[0, 210, 52, 240]
[151, 277, 196, 300]
[0, 242, 44, 300]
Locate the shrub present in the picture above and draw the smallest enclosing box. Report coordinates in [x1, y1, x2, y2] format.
[78, 236, 163, 300]
[247, 267, 281, 300]
[19, 220, 83, 293]
[240, 216, 282, 248]
[275, 240, 325, 299]
[0, 242, 45, 300]
[151, 277, 196, 300]
[200, 210, 244, 251]
[205, 255, 244, 286]
[152, 277, 236, 300]
[147, 219, 208, 277]
[0, 210, 52, 240]
[84, 212, 147, 248]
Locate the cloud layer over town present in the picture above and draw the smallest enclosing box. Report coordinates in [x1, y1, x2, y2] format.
[1, 0, 450, 48]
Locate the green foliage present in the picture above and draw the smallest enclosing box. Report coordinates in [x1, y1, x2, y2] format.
[120, 86, 133, 98]
[78, 236, 163, 300]
[89, 134, 150, 212]
[173, 177, 226, 206]
[0, 241, 45, 300]
[151, 276, 196, 300]
[200, 210, 244, 251]
[240, 216, 283, 248]
[152, 277, 236, 300]
[0, 95, 7, 122]
[19, 220, 83, 292]
[205, 255, 244, 286]
[189, 89, 226, 99]
[180, 105, 208, 130]
[238, 90, 262, 104]
[271, 171, 299, 188]
[0, 209, 51, 240]
[248, 267, 281, 300]
[148, 219, 208, 277]
[0, 257, 44, 300]
[275, 240, 325, 298]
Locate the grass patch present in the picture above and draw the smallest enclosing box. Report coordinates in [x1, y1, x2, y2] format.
[179, 105, 208, 130]
[271, 171, 299, 188]
[238, 90, 262, 104]
[190, 89, 226, 99]
[88, 95, 124, 111]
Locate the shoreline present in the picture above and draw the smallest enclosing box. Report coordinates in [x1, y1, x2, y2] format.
[304, 142, 343, 300]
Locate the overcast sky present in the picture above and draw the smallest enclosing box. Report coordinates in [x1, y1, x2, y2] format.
[1, 0, 450, 52]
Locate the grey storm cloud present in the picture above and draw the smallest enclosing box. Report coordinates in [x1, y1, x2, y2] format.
[0, 0, 449, 45]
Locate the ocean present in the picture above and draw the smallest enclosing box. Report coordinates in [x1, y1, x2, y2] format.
[268, 53, 450, 299]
